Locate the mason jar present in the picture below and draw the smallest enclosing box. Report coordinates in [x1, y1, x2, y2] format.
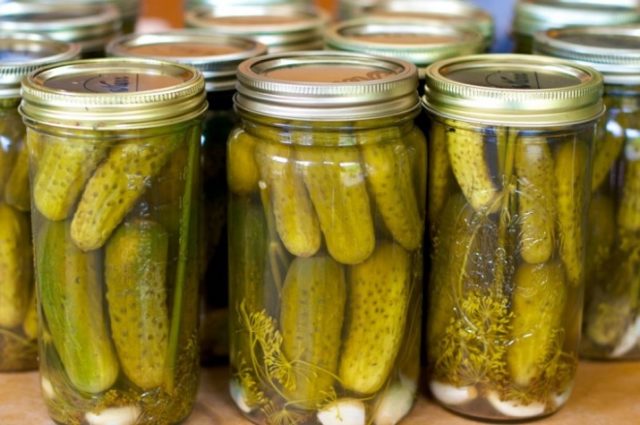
[423, 54, 603, 420]
[20, 58, 206, 425]
[228, 52, 425, 425]
[184, 5, 327, 53]
[185, 0, 313, 15]
[535, 26, 640, 360]
[0, 2, 122, 58]
[513, 0, 640, 53]
[338, 0, 380, 19]
[107, 30, 268, 364]
[0, 34, 79, 373]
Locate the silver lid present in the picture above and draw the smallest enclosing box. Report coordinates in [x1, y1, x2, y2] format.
[514, 0, 640, 36]
[534, 26, 640, 85]
[0, 2, 122, 54]
[184, 6, 327, 53]
[235, 51, 419, 121]
[107, 31, 267, 92]
[19, 0, 139, 19]
[185, 0, 313, 13]
[0, 33, 80, 98]
[325, 17, 485, 76]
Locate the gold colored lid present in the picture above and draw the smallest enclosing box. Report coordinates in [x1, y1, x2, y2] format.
[184, 6, 327, 53]
[107, 31, 267, 92]
[514, 0, 640, 36]
[325, 17, 484, 76]
[19, 0, 139, 19]
[20, 58, 207, 130]
[0, 2, 122, 54]
[185, 0, 313, 13]
[235, 51, 419, 121]
[423, 53, 604, 126]
[534, 26, 640, 85]
[0, 33, 80, 99]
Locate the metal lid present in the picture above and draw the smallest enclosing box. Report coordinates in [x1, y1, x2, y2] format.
[534, 26, 640, 85]
[373, 0, 494, 45]
[235, 51, 419, 121]
[338, 0, 380, 20]
[0, 2, 122, 54]
[184, 6, 327, 53]
[185, 0, 312, 13]
[422, 54, 604, 126]
[514, 0, 640, 37]
[19, 0, 139, 19]
[107, 31, 267, 92]
[325, 17, 485, 77]
[20, 58, 207, 131]
[0, 33, 80, 99]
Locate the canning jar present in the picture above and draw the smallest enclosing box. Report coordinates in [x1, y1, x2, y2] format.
[107, 30, 268, 364]
[338, 0, 380, 19]
[185, 0, 313, 14]
[535, 27, 640, 360]
[228, 52, 425, 425]
[20, 58, 206, 425]
[185, 5, 327, 53]
[513, 0, 640, 53]
[423, 54, 603, 420]
[0, 34, 79, 373]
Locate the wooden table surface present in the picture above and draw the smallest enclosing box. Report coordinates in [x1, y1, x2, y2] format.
[1, 362, 638, 425]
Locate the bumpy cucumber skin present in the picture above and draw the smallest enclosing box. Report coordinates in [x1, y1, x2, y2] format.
[300, 145, 375, 265]
[515, 137, 556, 264]
[405, 126, 427, 217]
[105, 220, 169, 390]
[5, 146, 31, 212]
[340, 242, 410, 394]
[591, 113, 624, 192]
[228, 129, 260, 195]
[554, 141, 588, 286]
[0, 203, 31, 328]
[429, 123, 452, 224]
[447, 125, 499, 212]
[34, 136, 107, 221]
[618, 160, 640, 232]
[362, 142, 422, 251]
[38, 221, 118, 394]
[71, 133, 181, 251]
[255, 142, 321, 258]
[507, 262, 566, 387]
[281, 255, 346, 408]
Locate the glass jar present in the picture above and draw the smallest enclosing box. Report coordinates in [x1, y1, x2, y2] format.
[0, 2, 122, 58]
[0, 34, 79, 373]
[228, 52, 425, 425]
[535, 27, 640, 360]
[185, 0, 314, 14]
[184, 5, 327, 53]
[338, 0, 380, 19]
[20, 58, 206, 425]
[107, 30, 268, 364]
[513, 0, 640, 53]
[423, 54, 603, 420]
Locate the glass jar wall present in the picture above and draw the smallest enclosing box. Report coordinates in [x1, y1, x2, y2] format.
[228, 52, 425, 425]
[423, 54, 603, 420]
[19, 58, 206, 425]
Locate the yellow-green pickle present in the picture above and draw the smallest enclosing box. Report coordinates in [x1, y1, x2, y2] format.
[228, 52, 425, 425]
[423, 54, 603, 420]
[19, 58, 207, 425]
[535, 27, 640, 360]
[0, 34, 79, 373]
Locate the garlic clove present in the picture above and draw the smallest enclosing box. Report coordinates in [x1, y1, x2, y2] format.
[429, 380, 477, 406]
[487, 391, 545, 418]
[373, 376, 416, 425]
[611, 319, 640, 358]
[85, 405, 140, 425]
[229, 378, 254, 414]
[317, 398, 366, 425]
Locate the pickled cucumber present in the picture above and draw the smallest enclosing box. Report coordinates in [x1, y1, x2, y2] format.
[0, 203, 32, 328]
[22, 291, 38, 340]
[71, 133, 182, 251]
[591, 117, 624, 192]
[281, 255, 346, 408]
[429, 123, 453, 223]
[300, 145, 375, 265]
[515, 137, 555, 264]
[255, 142, 321, 258]
[38, 221, 118, 394]
[405, 126, 427, 216]
[618, 159, 640, 232]
[105, 219, 169, 390]
[34, 137, 107, 221]
[228, 129, 260, 195]
[340, 242, 410, 394]
[586, 195, 615, 277]
[0, 142, 17, 200]
[507, 262, 566, 387]
[4, 146, 31, 212]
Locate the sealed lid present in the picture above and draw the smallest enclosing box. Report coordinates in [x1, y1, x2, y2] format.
[107, 31, 267, 92]
[20, 58, 207, 130]
[19, 0, 139, 19]
[423, 54, 604, 126]
[325, 17, 485, 76]
[373, 0, 494, 44]
[514, 0, 640, 37]
[0, 33, 80, 99]
[534, 26, 640, 85]
[235, 51, 419, 121]
[184, 6, 326, 53]
[185, 0, 312, 13]
[0, 2, 122, 54]
[338, 0, 380, 19]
